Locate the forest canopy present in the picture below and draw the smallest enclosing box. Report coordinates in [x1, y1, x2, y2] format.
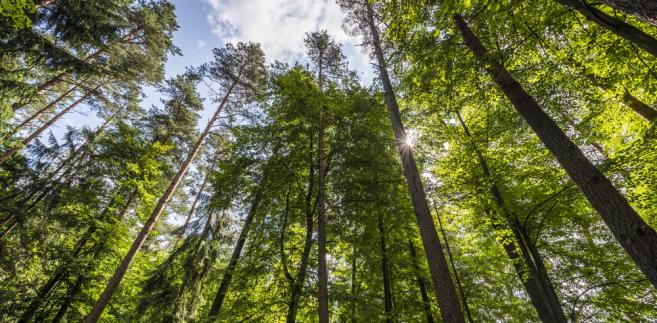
[1, 0, 657, 322]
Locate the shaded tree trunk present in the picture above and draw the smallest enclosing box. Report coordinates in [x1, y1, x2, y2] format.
[350, 245, 357, 323]
[286, 135, 317, 323]
[84, 83, 236, 323]
[453, 107, 567, 322]
[177, 151, 220, 242]
[377, 213, 394, 323]
[553, 0, 657, 58]
[365, 3, 465, 322]
[208, 176, 266, 317]
[455, 13, 657, 289]
[434, 207, 473, 323]
[599, 0, 657, 27]
[408, 240, 434, 323]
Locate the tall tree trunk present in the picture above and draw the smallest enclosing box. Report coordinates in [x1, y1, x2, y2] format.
[317, 83, 329, 323]
[365, 3, 465, 322]
[177, 151, 220, 242]
[377, 213, 394, 323]
[455, 13, 657, 289]
[599, 0, 657, 27]
[350, 245, 357, 323]
[408, 240, 435, 323]
[19, 194, 133, 322]
[83, 83, 235, 323]
[553, 0, 657, 58]
[0, 87, 98, 165]
[286, 135, 316, 323]
[525, 23, 657, 122]
[1, 81, 82, 144]
[434, 207, 473, 323]
[453, 108, 567, 322]
[208, 176, 266, 317]
[51, 276, 83, 323]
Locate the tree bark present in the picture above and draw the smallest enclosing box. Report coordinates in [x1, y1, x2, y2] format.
[350, 245, 357, 323]
[365, 3, 465, 322]
[455, 13, 657, 289]
[317, 65, 329, 323]
[599, 0, 657, 27]
[83, 83, 235, 323]
[434, 207, 473, 323]
[408, 240, 435, 323]
[208, 176, 266, 317]
[553, 0, 657, 58]
[286, 135, 316, 323]
[377, 214, 394, 323]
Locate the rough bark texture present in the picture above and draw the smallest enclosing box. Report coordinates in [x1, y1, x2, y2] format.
[377, 214, 394, 323]
[553, 0, 657, 58]
[455, 13, 657, 289]
[408, 240, 435, 323]
[365, 3, 465, 322]
[599, 0, 657, 27]
[208, 181, 264, 317]
[84, 84, 235, 323]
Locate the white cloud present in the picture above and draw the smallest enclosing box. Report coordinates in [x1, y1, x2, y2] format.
[204, 0, 373, 82]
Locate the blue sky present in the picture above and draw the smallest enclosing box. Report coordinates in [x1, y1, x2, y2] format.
[53, 0, 373, 137]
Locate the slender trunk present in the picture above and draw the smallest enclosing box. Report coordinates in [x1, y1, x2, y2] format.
[51, 275, 83, 323]
[365, 3, 465, 321]
[208, 177, 265, 317]
[553, 0, 657, 58]
[317, 97, 329, 323]
[177, 151, 220, 242]
[350, 246, 357, 323]
[84, 84, 235, 323]
[2, 82, 81, 144]
[434, 207, 473, 323]
[455, 14, 657, 288]
[286, 135, 316, 323]
[453, 108, 567, 322]
[599, 0, 657, 27]
[408, 240, 435, 323]
[280, 188, 294, 285]
[525, 23, 657, 122]
[0, 87, 97, 165]
[377, 214, 393, 323]
[19, 195, 133, 322]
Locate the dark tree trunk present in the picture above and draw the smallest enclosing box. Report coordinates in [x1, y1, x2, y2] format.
[317, 82, 329, 323]
[208, 179, 265, 317]
[553, 0, 657, 58]
[177, 151, 220, 242]
[365, 3, 465, 322]
[51, 275, 83, 322]
[434, 207, 473, 323]
[455, 14, 657, 289]
[350, 246, 357, 323]
[286, 135, 316, 323]
[84, 83, 235, 323]
[453, 107, 567, 322]
[377, 214, 393, 323]
[599, 0, 657, 27]
[408, 240, 435, 323]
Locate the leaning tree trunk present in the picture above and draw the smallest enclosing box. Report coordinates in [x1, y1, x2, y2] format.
[208, 176, 266, 317]
[599, 0, 657, 27]
[377, 213, 394, 323]
[177, 151, 220, 242]
[365, 3, 465, 322]
[83, 83, 236, 323]
[408, 240, 435, 323]
[0, 87, 98, 165]
[455, 14, 657, 289]
[525, 23, 657, 122]
[452, 107, 567, 322]
[553, 0, 657, 58]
